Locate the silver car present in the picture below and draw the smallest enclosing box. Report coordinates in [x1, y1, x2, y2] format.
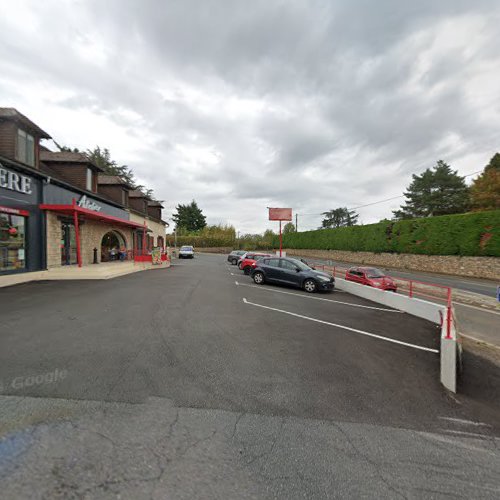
[178, 245, 194, 259]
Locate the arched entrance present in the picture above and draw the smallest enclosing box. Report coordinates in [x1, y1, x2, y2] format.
[101, 230, 127, 262]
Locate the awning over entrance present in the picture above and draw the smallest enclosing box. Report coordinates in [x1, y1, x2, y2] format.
[40, 199, 151, 267]
[39, 203, 148, 230]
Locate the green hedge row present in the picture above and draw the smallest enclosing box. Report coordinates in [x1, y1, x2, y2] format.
[280, 210, 500, 256]
[167, 236, 236, 248]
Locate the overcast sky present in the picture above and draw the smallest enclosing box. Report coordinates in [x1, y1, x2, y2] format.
[1, 0, 499, 232]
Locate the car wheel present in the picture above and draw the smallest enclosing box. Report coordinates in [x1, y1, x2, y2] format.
[253, 272, 265, 285]
[238, 262, 243, 269]
[304, 279, 317, 293]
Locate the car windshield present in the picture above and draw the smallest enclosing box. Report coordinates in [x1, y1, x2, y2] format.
[180, 246, 193, 251]
[366, 268, 385, 278]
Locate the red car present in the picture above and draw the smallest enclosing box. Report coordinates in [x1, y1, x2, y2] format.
[345, 267, 397, 291]
[239, 253, 273, 275]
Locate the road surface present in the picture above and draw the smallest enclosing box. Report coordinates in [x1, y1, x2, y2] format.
[0, 253, 499, 499]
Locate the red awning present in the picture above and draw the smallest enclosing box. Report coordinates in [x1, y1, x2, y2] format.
[39, 204, 149, 230]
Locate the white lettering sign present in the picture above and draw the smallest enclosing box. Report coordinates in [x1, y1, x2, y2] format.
[0, 164, 33, 195]
[78, 195, 102, 212]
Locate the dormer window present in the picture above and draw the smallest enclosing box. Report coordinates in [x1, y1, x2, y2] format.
[86, 168, 93, 190]
[16, 129, 35, 166]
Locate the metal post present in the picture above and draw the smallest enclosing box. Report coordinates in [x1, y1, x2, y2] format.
[409, 280, 413, 298]
[279, 220, 282, 257]
[295, 213, 298, 232]
[72, 198, 82, 268]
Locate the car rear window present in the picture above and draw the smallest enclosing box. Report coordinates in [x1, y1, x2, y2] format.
[366, 269, 385, 278]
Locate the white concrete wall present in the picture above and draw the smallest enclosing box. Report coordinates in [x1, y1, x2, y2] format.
[336, 278, 445, 324]
[336, 278, 458, 393]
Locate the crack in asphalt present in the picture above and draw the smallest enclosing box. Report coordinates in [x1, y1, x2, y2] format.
[331, 421, 409, 500]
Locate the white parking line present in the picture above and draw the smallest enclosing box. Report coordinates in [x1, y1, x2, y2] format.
[438, 417, 492, 427]
[441, 429, 492, 439]
[242, 298, 439, 353]
[235, 281, 402, 313]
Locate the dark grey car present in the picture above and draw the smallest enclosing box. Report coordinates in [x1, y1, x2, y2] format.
[227, 250, 247, 265]
[250, 257, 334, 293]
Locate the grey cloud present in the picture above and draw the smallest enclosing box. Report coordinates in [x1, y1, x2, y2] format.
[1, 0, 499, 232]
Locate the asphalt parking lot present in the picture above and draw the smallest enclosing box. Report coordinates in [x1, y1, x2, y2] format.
[1, 252, 499, 499]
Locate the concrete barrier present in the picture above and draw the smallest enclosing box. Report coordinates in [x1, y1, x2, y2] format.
[336, 278, 459, 392]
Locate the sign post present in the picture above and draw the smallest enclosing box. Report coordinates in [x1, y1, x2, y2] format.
[268, 208, 292, 257]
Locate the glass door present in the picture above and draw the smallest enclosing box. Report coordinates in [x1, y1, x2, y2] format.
[61, 222, 77, 265]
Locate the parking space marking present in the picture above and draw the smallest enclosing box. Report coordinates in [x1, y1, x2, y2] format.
[235, 281, 402, 313]
[242, 298, 439, 353]
[438, 417, 492, 428]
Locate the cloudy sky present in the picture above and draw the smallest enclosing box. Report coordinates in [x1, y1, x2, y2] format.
[1, 0, 499, 232]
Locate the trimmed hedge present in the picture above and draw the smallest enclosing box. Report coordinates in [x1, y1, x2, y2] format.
[280, 210, 500, 257]
[167, 236, 235, 248]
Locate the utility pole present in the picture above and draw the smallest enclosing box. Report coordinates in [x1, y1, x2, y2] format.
[295, 213, 298, 232]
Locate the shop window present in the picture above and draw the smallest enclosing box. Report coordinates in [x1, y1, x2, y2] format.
[16, 129, 35, 167]
[0, 213, 26, 272]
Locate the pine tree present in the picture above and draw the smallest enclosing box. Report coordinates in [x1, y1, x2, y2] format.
[393, 160, 469, 219]
[172, 200, 207, 232]
[321, 207, 359, 228]
[85, 146, 136, 186]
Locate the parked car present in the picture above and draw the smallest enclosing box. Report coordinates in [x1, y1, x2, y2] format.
[178, 245, 194, 259]
[344, 267, 397, 291]
[238, 253, 273, 274]
[251, 257, 335, 293]
[227, 250, 247, 265]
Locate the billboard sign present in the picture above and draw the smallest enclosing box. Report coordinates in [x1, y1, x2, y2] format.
[268, 208, 292, 221]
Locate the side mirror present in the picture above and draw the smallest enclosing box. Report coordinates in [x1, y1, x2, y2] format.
[295, 267, 301, 272]
[311, 266, 316, 270]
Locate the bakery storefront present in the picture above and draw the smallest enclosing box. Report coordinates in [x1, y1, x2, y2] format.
[41, 182, 148, 267]
[0, 158, 44, 275]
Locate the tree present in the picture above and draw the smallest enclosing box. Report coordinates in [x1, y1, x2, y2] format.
[56, 144, 80, 153]
[172, 200, 207, 232]
[393, 160, 469, 219]
[321, 207, 359, 228]
[283, 222, 296, 234]
[85, 146, 136, 186]
[470, 153, 500, 211]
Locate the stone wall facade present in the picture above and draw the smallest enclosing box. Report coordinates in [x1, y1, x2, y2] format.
[129, 212, 167, 248]
[46, 211, 62, 268]
[46, 211, 134, 267]
[284, 248, 500, 281]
